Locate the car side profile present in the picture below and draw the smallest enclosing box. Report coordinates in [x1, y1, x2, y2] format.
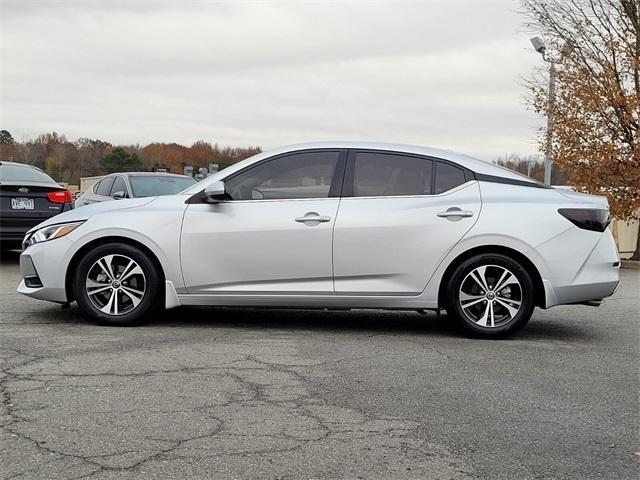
[74, 172, 197, 207]
[0, 161, 74, 250]
[17, 142, 620, 338]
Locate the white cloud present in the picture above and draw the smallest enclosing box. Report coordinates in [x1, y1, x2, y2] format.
[0, 0, 544, 160]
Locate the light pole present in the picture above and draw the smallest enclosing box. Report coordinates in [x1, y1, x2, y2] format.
[530, 36, 555, 185]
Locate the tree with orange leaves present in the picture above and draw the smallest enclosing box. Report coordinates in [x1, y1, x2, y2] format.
[522, 0, 639, 258]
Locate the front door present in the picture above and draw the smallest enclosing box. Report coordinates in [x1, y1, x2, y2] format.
[333, 150, 481, 295]
[181, 149, 346, 294]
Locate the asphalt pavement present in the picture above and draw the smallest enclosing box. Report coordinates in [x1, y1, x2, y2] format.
[1, 249, 638, 479]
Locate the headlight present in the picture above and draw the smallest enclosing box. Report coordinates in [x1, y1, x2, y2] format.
[25, 221, 85, 246]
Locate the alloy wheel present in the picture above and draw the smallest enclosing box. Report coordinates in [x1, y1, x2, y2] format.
[458, 264, 522, 328]
[85, 254, 146, 316]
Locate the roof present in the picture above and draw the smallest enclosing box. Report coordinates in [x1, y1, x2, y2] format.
[268, 142, 534, 181]
[113, 171, 193, 178]
[0, 160, 41, 169]
[184, 141, 539, 194]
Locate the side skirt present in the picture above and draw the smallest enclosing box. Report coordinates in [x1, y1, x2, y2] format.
[175, 292, 437, 310]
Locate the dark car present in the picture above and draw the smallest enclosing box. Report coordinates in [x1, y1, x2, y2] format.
[0, 161, 74, 250]
[75, 172, 197, 207]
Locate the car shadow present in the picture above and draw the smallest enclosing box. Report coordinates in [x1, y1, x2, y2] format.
[147, 305, 592, 341]
[8, 301, 593, 341]
[2, 246, 593, 341]
[153, 305, 457, 336]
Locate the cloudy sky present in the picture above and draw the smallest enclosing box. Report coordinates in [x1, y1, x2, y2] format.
[0, 0, 544, 160]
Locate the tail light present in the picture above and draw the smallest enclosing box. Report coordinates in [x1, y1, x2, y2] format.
[558, 208, 610, 232]
[47, 190, 73, 204]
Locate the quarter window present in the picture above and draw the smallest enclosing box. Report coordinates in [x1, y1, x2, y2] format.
[96, 177, 114, 196]
[434, 162, 466, 194]
[353, 152, 432, 197]
[225, 151, 340, 200]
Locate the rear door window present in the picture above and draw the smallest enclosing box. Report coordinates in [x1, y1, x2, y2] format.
[352, 152, 433, 197]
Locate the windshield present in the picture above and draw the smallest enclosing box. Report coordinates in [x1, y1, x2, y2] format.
[0, 164, 56, 183]
[129, 176, 197, 197]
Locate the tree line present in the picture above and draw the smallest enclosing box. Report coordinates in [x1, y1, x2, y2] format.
[0, 130, 261, 185]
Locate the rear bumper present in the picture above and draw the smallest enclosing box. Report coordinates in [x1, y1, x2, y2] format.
[536, 227, 620, 308]
[552, 280, 619, 306]
[1, 203, 73, 243]
[1, 217, 43, 242]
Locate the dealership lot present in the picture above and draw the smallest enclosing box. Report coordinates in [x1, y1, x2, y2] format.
[1, 251, 638, 480]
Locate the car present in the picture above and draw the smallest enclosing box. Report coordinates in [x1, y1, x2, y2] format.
[74, 172, 197, 207]
[0, 161, 74, 250]
[16, 142, 620, 338]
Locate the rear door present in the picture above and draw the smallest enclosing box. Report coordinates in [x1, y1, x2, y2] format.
[332, 150, 481, 295]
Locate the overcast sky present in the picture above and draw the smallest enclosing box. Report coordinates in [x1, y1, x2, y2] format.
[0, 0, 544, 160]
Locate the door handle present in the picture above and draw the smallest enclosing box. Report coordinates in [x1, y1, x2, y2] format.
[437, 208, 473, 218]
[295, 212, 331, 224]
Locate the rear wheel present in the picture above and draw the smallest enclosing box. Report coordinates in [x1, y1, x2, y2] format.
[445, 254, 535, 338]
[73, 242, 161, 326]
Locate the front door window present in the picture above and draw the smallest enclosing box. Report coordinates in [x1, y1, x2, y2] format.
[225, 151, 340, 200]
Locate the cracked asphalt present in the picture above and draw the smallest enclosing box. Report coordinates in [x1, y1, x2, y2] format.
[1, 250, 638, 480]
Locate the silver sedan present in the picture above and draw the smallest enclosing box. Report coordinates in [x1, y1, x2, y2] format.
[75, 172, 196, 207]
[17, 142, 619, 338]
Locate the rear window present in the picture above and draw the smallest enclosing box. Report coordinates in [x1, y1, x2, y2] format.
[129, 176, 196, 197]
[0, 164, 56, 183]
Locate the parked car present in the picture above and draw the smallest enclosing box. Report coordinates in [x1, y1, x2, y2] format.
[17, 142, 619, 338]
[0, 161, 74, 250]
[75, 172, 197, 207]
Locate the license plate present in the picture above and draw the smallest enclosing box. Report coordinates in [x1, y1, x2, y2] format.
[11, 198, 34, 210]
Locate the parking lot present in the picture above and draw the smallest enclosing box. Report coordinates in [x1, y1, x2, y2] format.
[0, 250, 638, 479]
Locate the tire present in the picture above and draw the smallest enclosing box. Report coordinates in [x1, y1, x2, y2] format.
[72, 242, 162, 326]
[445, 254, 535, 339]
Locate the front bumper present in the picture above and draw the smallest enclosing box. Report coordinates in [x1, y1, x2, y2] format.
[17, 237, 74, 304]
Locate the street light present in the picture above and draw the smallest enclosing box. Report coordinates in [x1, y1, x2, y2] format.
[530, 36, 555, 185]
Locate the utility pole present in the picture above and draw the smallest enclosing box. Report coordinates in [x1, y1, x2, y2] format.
[544, 60, 556, 185]
[530, 36, 568, 186]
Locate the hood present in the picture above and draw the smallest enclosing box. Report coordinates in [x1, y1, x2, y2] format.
[28, 197, 157, 233]
[556, 188, 609, 209]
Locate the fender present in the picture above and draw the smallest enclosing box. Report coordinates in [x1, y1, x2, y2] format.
[64, 225, 185, 291]
[420, 232, 558, 308]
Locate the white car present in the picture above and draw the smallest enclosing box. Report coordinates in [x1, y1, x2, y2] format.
[74, 172, 197, 207]
[17, 142, 619, 338]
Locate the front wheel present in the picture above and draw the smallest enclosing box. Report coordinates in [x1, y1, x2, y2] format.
[445, 254, 535, 339]
[72, 242, 162, 326]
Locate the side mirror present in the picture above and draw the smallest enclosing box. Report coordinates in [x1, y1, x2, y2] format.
[112, 191, 127, 200]
[203, 181, 226, 203]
